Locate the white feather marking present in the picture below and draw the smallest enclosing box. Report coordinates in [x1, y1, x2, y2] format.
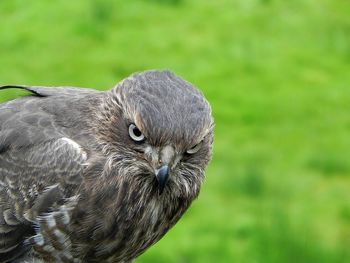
[59, 206, 71, 225]
[59, 252, 74, 260]
[44, 184, 59, 191]
[144, 146, 153, 155]
[144, 146, 159, 165]
[3, 209, 19, 225]
[33, 234, 44, 246]
[182, 180, 190, 195]
[60, 137, 87, 160]
[43, 244, 55, 252]
[28, 184, 38, 198]
[5, 177, 16, 189]
[45, 214, 56, 229]
[149, 198, 160, 225]
[53, 229, 66, 244]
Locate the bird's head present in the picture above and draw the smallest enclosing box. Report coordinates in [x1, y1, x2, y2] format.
[94, 70, 213, 199]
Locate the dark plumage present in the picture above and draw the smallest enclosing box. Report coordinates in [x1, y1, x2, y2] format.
[0, 70, 214, 262]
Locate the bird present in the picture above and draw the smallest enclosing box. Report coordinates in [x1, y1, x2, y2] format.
[0, 70, 214, 263]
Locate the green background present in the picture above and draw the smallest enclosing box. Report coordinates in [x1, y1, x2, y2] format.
[1, 0, 350, 262]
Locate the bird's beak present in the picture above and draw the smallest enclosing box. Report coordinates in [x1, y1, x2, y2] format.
[155, 165, 170, 195]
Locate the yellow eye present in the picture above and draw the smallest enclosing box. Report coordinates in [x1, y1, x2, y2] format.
[128, 124, 145, 142]
[186, 142, 202, 154]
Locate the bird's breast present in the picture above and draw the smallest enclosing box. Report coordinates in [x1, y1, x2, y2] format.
[96, 199, 176, 261]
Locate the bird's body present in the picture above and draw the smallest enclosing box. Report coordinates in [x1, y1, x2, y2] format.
[0, 71, 213, 262]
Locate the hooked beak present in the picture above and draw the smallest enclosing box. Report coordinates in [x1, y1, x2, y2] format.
[155, 165, 170, 195]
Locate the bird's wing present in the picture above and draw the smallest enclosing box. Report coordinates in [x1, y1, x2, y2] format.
[0, 86, 93, 262]
[0, 84, 99, 150]
[0, 84, 98, 97]
[0, 139, 87, 262]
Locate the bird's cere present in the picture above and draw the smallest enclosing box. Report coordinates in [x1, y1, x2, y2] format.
[0, 70, 214, 262]
[160, 145, 175, 165]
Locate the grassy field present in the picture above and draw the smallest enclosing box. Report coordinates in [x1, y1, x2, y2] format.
[1, 0, 350, 262]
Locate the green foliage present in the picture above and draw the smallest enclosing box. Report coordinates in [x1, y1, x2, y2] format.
[1, 0, 350, 262]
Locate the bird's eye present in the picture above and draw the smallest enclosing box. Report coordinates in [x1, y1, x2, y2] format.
[186, 142, 202, 154]
[128, 124, 145, 142]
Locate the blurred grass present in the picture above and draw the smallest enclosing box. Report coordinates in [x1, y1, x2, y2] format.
[1, 0, 350, 262]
